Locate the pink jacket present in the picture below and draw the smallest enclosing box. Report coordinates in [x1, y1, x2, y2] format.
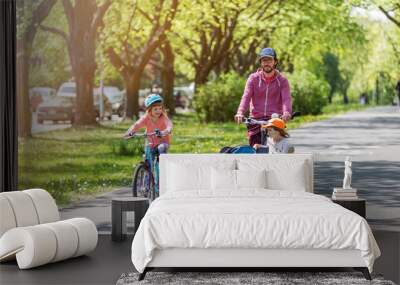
[130, 114, 173, 146]
[237, 70, 292, 118]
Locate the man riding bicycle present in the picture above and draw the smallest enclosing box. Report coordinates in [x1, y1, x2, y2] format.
[234, 47, 292, 146]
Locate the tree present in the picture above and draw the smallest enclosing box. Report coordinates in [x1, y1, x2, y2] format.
[221, 0, 284, 75]
[42, 0, 112, 125]
[16, 0, 56, 137]
[379, 2, 400, 28]
[30, 2, 70, 89]
[160, 39, 176, 115]
[173, 1, 248, 88]
[322, 52, 341, 104]
[103, 0, 178, 118]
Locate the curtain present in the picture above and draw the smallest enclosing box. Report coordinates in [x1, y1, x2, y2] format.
[0, 0, 17, 192]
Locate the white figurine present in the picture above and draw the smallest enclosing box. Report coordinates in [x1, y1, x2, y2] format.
[343, 156, 352, 189]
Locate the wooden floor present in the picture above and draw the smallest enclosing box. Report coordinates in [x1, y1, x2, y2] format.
[1, 231, 399, 285]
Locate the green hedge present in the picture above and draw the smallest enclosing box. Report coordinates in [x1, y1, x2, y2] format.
[194, 70, 330, 121]
[287, 70, 329, 115]
[194, 72, 246, 122]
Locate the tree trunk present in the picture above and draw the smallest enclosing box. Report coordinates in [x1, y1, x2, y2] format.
[61, 0, 111, 125]
[375, 78, 380, 105]
[16, 39, 32, 138]
[74, 71, 96, 125]
[343, 93, 349, 104]
[161, 40, 175, 115]
[194, 68, 209, 87]
[124, 74, 141, 119]
[69, 45, 97, 125]
[328, 91, 333, 104]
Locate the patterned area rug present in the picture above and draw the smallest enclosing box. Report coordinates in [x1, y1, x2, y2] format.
[116, 271, 396, 285]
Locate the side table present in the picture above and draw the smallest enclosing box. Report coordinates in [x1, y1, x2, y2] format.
[332, 198, 366, 218]
[112, 197, 149, 241]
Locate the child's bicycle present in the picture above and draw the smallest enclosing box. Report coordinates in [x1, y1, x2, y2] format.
[220, 111, 300, 154]
[124, 129, 168, 201]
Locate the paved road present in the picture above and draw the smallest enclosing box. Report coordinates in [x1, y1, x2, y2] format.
[61, 106, 400, 232]
[31, 112, 124, 134]
[290, 106, 400, 231]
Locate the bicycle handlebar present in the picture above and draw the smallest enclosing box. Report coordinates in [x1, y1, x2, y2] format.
[123, 129, 170, 140]
[242, 111, 300, 126]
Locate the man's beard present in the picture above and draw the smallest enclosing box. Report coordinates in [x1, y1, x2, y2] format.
[263, 66, 274, 73]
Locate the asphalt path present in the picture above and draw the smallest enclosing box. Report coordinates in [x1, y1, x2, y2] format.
[290, 106, 400, 231]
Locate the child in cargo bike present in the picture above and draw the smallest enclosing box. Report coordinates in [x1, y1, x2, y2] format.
[253, 117, 294, 154]
[220, 115, 294, 154]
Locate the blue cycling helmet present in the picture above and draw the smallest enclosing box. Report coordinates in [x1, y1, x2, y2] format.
[258, 47, 277, 61]
[144, 94, 163, 108]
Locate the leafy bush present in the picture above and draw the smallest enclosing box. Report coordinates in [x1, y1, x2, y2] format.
[287, 70, 329, 115]
[194, 72, 246, 122]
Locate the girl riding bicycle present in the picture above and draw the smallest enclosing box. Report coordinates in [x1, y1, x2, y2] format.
[124, 94, 173, 153]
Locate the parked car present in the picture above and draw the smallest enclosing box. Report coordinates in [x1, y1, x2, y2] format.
[56, 82, 113, 120]
[29, 87, 56, 112]
[37, 97, 75, 124]
[56, 82, 76, 98]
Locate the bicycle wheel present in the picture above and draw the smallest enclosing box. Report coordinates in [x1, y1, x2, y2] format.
[132, 162, 150, 197]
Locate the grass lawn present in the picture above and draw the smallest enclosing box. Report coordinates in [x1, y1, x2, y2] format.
[18, 104, 369, 205]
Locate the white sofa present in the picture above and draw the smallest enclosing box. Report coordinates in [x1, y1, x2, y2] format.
[0, 189, 98, 269]
[131, 154, 379, 281]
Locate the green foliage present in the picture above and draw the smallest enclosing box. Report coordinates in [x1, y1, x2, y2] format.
[26, 1, 70, 89]
[194, 72, 245, 122]
[322, 52, 341, 98]
[347, 9, 400, 103]
[111, 139, 143, 156]
[16, 1, 41, 39]
[287, 70, 329, 115]
[322, 103, 369, 114]
[374, 71, 396, 105]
